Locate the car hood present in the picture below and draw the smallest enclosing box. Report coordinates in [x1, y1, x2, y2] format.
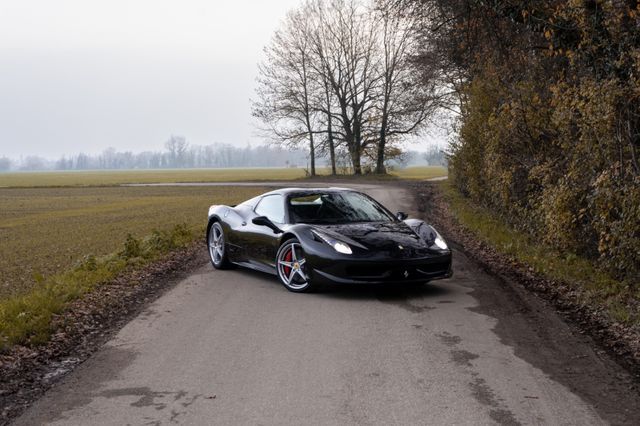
[313, 221, 433, 257]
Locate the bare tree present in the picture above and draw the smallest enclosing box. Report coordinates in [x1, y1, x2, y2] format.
[373, 3, 440, 173]
[20, 156, 46, 171]
[165, 135, 188, 168]
[321, 75, 338, 174]
[312, 0, 382, 175]
[253, 8, 320, 176]
[255, 0, 441, 175]
[0, 157, 11, 172]
[305, 0, 345, 175]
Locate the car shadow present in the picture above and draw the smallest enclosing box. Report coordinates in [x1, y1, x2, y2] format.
[228, 267, 453, 304]
[317, 281, 451, 302]
[228, 266, 453, 303]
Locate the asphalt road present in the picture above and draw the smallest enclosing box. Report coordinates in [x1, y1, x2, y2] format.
[13, 182, 630, 425]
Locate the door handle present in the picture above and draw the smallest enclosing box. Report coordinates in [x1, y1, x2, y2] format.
[242, 221, 247, 226]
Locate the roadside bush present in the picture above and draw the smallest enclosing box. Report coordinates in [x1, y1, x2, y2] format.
[121, 234, 142, 259]
[144, 223, 193, 254]
[441, 0, 640, 283]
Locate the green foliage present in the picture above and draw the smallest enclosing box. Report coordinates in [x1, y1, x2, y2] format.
[144, 224, 193, 253]
[121, 234, 142, 259]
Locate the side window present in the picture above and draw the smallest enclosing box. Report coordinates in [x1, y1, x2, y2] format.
[255, 195, 285, 223]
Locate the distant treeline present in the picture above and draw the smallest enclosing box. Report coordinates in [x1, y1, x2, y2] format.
[0, 139, 308, 171]
[0, 136, 445, 172]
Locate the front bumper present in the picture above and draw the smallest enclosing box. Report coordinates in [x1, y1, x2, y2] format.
[308, 252, 453, 285]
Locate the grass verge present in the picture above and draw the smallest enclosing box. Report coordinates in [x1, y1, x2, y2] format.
[0, 224, 197, 352]
[441, 181, 639, 327]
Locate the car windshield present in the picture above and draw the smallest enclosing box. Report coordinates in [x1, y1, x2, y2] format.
[288, 192, 394, 224]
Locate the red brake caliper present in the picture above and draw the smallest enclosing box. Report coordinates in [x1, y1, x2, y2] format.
[283, 248, 292, 277]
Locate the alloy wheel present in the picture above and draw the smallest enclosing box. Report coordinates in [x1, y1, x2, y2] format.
[277, 241, 309, 290]
[209, 222, 225, 266]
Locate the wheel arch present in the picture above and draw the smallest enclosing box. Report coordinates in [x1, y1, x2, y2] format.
[279, 231, 298, 245]
[278, 224, 315, 247]
[206, 215, 223, 242]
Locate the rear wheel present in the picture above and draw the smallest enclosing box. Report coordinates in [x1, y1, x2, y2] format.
[208, 222, 231, 269]
[276, 238, 314, 292]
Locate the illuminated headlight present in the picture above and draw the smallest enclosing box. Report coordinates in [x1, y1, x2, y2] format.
[312, 230, 353, 254]
[333, 241, 352, 254]
[434, 232, 448, 250]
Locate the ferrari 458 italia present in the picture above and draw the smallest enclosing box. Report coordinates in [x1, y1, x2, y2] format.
[207, 187, 452, 292]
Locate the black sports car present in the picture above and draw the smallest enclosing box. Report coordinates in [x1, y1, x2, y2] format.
[206, 187, 452, 292]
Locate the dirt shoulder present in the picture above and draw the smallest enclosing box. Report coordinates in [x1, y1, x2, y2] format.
[0, 242, 209, 425]
[410, 181, 640, 423]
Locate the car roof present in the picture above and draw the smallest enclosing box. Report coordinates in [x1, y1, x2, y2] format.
[236, 187, 361, 209]
[260, 187, 358, 197]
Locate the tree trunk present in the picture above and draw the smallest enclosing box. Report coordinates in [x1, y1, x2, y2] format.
[308, 133, 316, 176]
[327, 114, 336, 175]
[375, 121, 387, 174]
[351, 149, 361, 174]
[324, 81, 337, 175]
[350, 142, 362, 175]
[353, 122, 362, 175]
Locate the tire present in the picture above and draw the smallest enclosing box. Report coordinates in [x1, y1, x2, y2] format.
[276, 238, 315, 293]
[207, 221, 231, 269]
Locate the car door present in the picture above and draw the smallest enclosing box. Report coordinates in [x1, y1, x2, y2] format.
[244, 194, 286, 269]
[223, 203, 255, 262]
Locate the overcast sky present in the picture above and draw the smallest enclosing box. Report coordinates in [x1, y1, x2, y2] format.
[0, 0, 443, 160]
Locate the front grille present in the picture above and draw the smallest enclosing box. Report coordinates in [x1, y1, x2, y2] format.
[415, 261, 450, 276]
[346, 264, 392, 279]
[345, 261, 449, 280]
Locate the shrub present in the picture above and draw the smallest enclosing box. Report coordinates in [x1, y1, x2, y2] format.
[444, 1, 640, 283]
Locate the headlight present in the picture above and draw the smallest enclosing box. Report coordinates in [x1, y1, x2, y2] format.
[312, 230, 353, 254]
[333, 241, 352, 254]
[433, 231, 448, 250]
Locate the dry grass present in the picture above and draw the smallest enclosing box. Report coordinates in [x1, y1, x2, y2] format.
[0, 186, 266, 300]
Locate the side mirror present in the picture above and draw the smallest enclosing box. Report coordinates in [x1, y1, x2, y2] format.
[396, 211, 408, 221]
[252, 216, 283, 234]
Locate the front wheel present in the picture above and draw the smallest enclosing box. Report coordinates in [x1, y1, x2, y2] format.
[208, 222, 231, 269]
[276, 238, 315, 292]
